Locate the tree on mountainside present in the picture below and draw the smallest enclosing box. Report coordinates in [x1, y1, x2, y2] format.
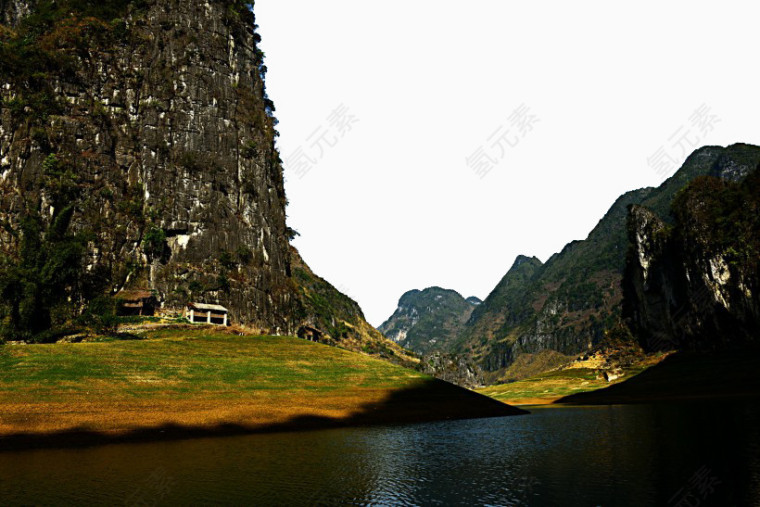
[0, 208, 86, 341]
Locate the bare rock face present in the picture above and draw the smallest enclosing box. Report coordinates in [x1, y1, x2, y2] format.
[418, 352, 485, 389]
[623, 171, 760, 352]
[623, 205, 684, 350]
[0, 0, 35, 27]
[0, 1, 294, 332]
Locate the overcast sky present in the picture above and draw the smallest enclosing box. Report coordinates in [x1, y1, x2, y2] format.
[255, 1, 759, 327]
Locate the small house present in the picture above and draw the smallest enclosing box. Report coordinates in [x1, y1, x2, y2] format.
[185, 303, 229, 326]
[116, 290, 157, 316]
[297, 325, 324, 343]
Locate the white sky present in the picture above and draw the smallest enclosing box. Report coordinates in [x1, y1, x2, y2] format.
[255, 1, 759, 327]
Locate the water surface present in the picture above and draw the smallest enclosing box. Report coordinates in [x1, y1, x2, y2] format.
[1, 400, 758, 505]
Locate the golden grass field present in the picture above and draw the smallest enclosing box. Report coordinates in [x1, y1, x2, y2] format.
[0, 327, 522, 446]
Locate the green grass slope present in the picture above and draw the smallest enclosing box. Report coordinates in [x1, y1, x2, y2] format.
[0, 327, 524, 449]
[290, 247, 418, 366]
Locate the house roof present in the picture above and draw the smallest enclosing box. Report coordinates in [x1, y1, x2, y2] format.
[116, 290, 154, 301]
[188, 303, 229, 313]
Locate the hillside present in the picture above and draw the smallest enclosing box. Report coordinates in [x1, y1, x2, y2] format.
[0, 327, 525, 449]
[558, 351, 760, 405]
[380, 144, 760, 383]
[378, 287, 479, 355]
[290, 247, 417, 366]
[459, 144, 760, 382]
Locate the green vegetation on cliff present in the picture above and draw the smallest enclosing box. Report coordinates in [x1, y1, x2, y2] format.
[290, 248, 417, 366]
[672, 169, 760, 271]
[0, 210, 84, 341]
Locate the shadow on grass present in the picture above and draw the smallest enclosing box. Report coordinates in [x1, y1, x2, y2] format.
[0, 378, 528, 452]
[557, 350, 760, 405]
[111, 332, 145, 341]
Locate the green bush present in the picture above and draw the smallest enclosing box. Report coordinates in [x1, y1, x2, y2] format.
[236, 246, 253, 264]
[142, 225, 167, 261]
[79, 296, 118, 334]
[242, 140, 258, 159]
[217, 273, 231, 293]
[219, 250, 236, 269]
[177, 151, 203, 172]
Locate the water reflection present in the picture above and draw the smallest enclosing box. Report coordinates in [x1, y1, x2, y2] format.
[0, 400, 758, 506]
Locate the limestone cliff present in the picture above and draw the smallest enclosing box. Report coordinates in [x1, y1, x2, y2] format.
[0, 0, 296, 333]
[624, 168, 760, 351]
[0, 1, 403, 356]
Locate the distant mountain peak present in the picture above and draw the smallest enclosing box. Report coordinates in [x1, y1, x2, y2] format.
[510, 255, 543, 271]
[379, 286, 478, 354]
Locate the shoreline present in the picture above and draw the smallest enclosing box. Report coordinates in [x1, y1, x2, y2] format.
[0, 404, 526, 452]
[0, 400, 528, 452]
[0, 379, 528, 452]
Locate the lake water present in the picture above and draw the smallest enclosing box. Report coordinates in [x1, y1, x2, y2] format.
[1, 400, 758, 506]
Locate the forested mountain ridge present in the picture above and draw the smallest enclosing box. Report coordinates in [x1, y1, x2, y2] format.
[466, 144, 760, 381]
[379, 144, 760, 382]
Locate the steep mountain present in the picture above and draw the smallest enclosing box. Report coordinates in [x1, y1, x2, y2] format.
[0, 0, 407, 359]
[460, 144, 760, 381]
[463, 255, 543, 350]
[0, 0, 295, 333]
[624, 167, 760, 352]
[379, 287, 479, 355]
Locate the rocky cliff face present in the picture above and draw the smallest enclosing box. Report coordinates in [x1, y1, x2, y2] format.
[1, 0, 295, 332]
[378, 287, 479, 355]
[624, 168, 760, 352]
[0, 1, 407, 355]
[1, 0, 33, 27]
[416, 352, 485, 390]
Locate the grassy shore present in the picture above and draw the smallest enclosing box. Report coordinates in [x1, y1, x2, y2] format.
[0, 327, 523, 449]
[478, 350, 760, 407]
[476, 368, 635, 406]
[476, 354, 665, 406]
